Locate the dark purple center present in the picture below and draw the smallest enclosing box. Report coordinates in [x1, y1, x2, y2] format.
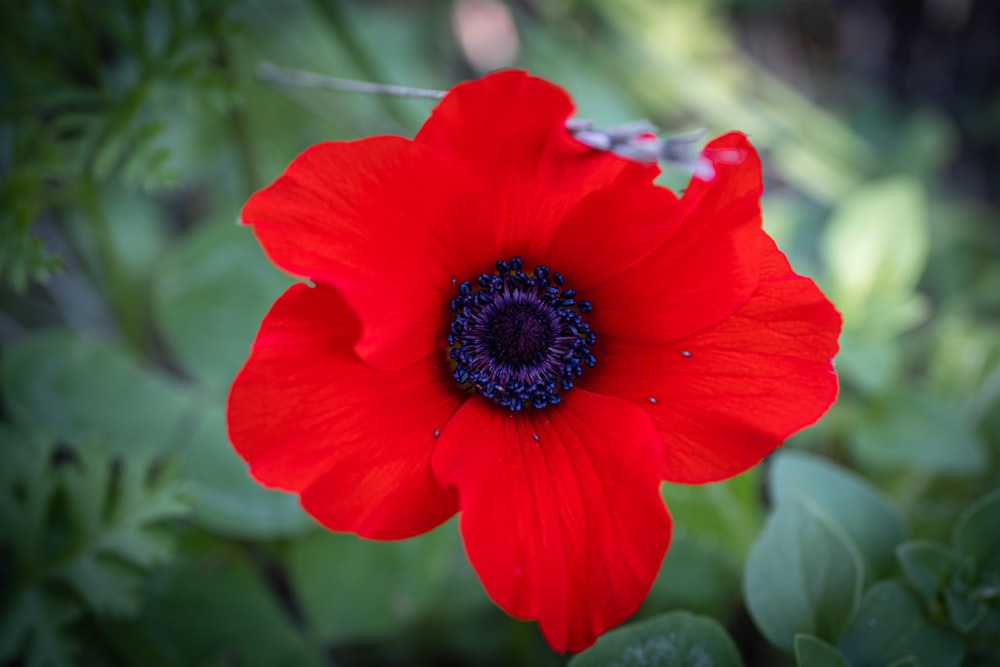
[448, 257, 595, 411]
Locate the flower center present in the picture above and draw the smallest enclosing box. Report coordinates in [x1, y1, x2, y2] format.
[448, 257, 596, 411]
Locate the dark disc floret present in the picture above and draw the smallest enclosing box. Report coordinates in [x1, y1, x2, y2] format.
[448, 257, 596, 411]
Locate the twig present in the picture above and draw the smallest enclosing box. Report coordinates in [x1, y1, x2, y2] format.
[256, 62, 446, 100]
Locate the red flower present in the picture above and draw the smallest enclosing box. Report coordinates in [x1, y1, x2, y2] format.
[228, 70, 841, 652]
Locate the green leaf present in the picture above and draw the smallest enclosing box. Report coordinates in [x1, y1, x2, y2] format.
[943, 586, 988, 633]
[569, 611, 744, 667]
[896, 540, 961, 602]
[0, 427, 58, 565]
[964, 605, 1000, 665]
[835, 333, 903, 395]
[54, 445, 188, 617]
[0, 330, 192, 453]
[821, 177, 929, 337]
[794, 634, 849, 667]
[151, 221, 291, 395]
[56, 555, 143, 618]
[952, 488, 1000, 573]
[838, 580, 964, 667]
[0, 589, 79, 667]
[179, 408, 314, 539]
[646, 535, 741, 620]
[134, 548, 323, 667]
[743, 498, 864, 652]
[287, 522, 488, 644]
[770, 450, 905, 579]
[849, 389, 988, 474]
[883, 659, 918, 667]
[662, 468, 763, 556]
[650, 471, 762, 619]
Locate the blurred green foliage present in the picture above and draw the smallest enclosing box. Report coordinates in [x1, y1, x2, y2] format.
[1, 0, 998, 665]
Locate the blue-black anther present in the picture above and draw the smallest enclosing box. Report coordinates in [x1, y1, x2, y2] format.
[447, 256, 596, 412]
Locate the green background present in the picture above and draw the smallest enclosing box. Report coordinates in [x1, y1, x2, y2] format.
[2, 1, 998, 665]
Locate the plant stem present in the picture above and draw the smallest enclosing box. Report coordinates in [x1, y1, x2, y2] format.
[257, 62, 445, 100]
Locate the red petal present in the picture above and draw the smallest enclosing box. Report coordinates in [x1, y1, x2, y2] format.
[431, 391, 671, 652]
[584, 236, 841, 483]
[582, 132, 766, 345]
[541, 184, 681, 292]
[416, 70, 658, 260]
[227, 283, 462, 539]
[241, 136, 495, 371]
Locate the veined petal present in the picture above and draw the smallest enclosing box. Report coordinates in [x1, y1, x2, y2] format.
[242, 136, 495, 371]
[416, 70, 658, 258]
[431, 391, 671, 652]
[584, 237, 841, 483]
[541, 184, 681, 292]
[584, 132, 766, 345]
[227, 283, 462, 539]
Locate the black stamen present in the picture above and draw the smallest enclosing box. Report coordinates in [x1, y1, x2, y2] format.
[448, 256, 596, 411]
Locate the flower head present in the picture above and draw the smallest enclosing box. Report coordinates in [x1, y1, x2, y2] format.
[228, 70, 841, 652]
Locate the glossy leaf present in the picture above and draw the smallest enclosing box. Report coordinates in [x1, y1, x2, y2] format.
[569, 611, 744, 667]
[838, 580, 964, 667]
[770, 450, 905, 579]
[744, 498, 864, 652]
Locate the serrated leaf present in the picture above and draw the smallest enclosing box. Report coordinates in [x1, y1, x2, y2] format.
[794, 634, 849, 667]
[569, 611, 744, 667]
[96, 525, 176, 570]
[57, 554, 143, 617]
[896, 540, 961, 602]
[56, 444, 188, 617]
[744, 498, 864, 652]
[838, 580, 964, 667]
[771, 450, 905, 580]
[0, 427, 58, 564]
[952, 488, 1000, 574]
[0, 588, 80, 667]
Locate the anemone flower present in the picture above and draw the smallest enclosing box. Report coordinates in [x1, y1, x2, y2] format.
[228, 70, 841, 652]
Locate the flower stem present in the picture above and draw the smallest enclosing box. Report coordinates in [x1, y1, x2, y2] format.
[256, 62, 446, 100]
